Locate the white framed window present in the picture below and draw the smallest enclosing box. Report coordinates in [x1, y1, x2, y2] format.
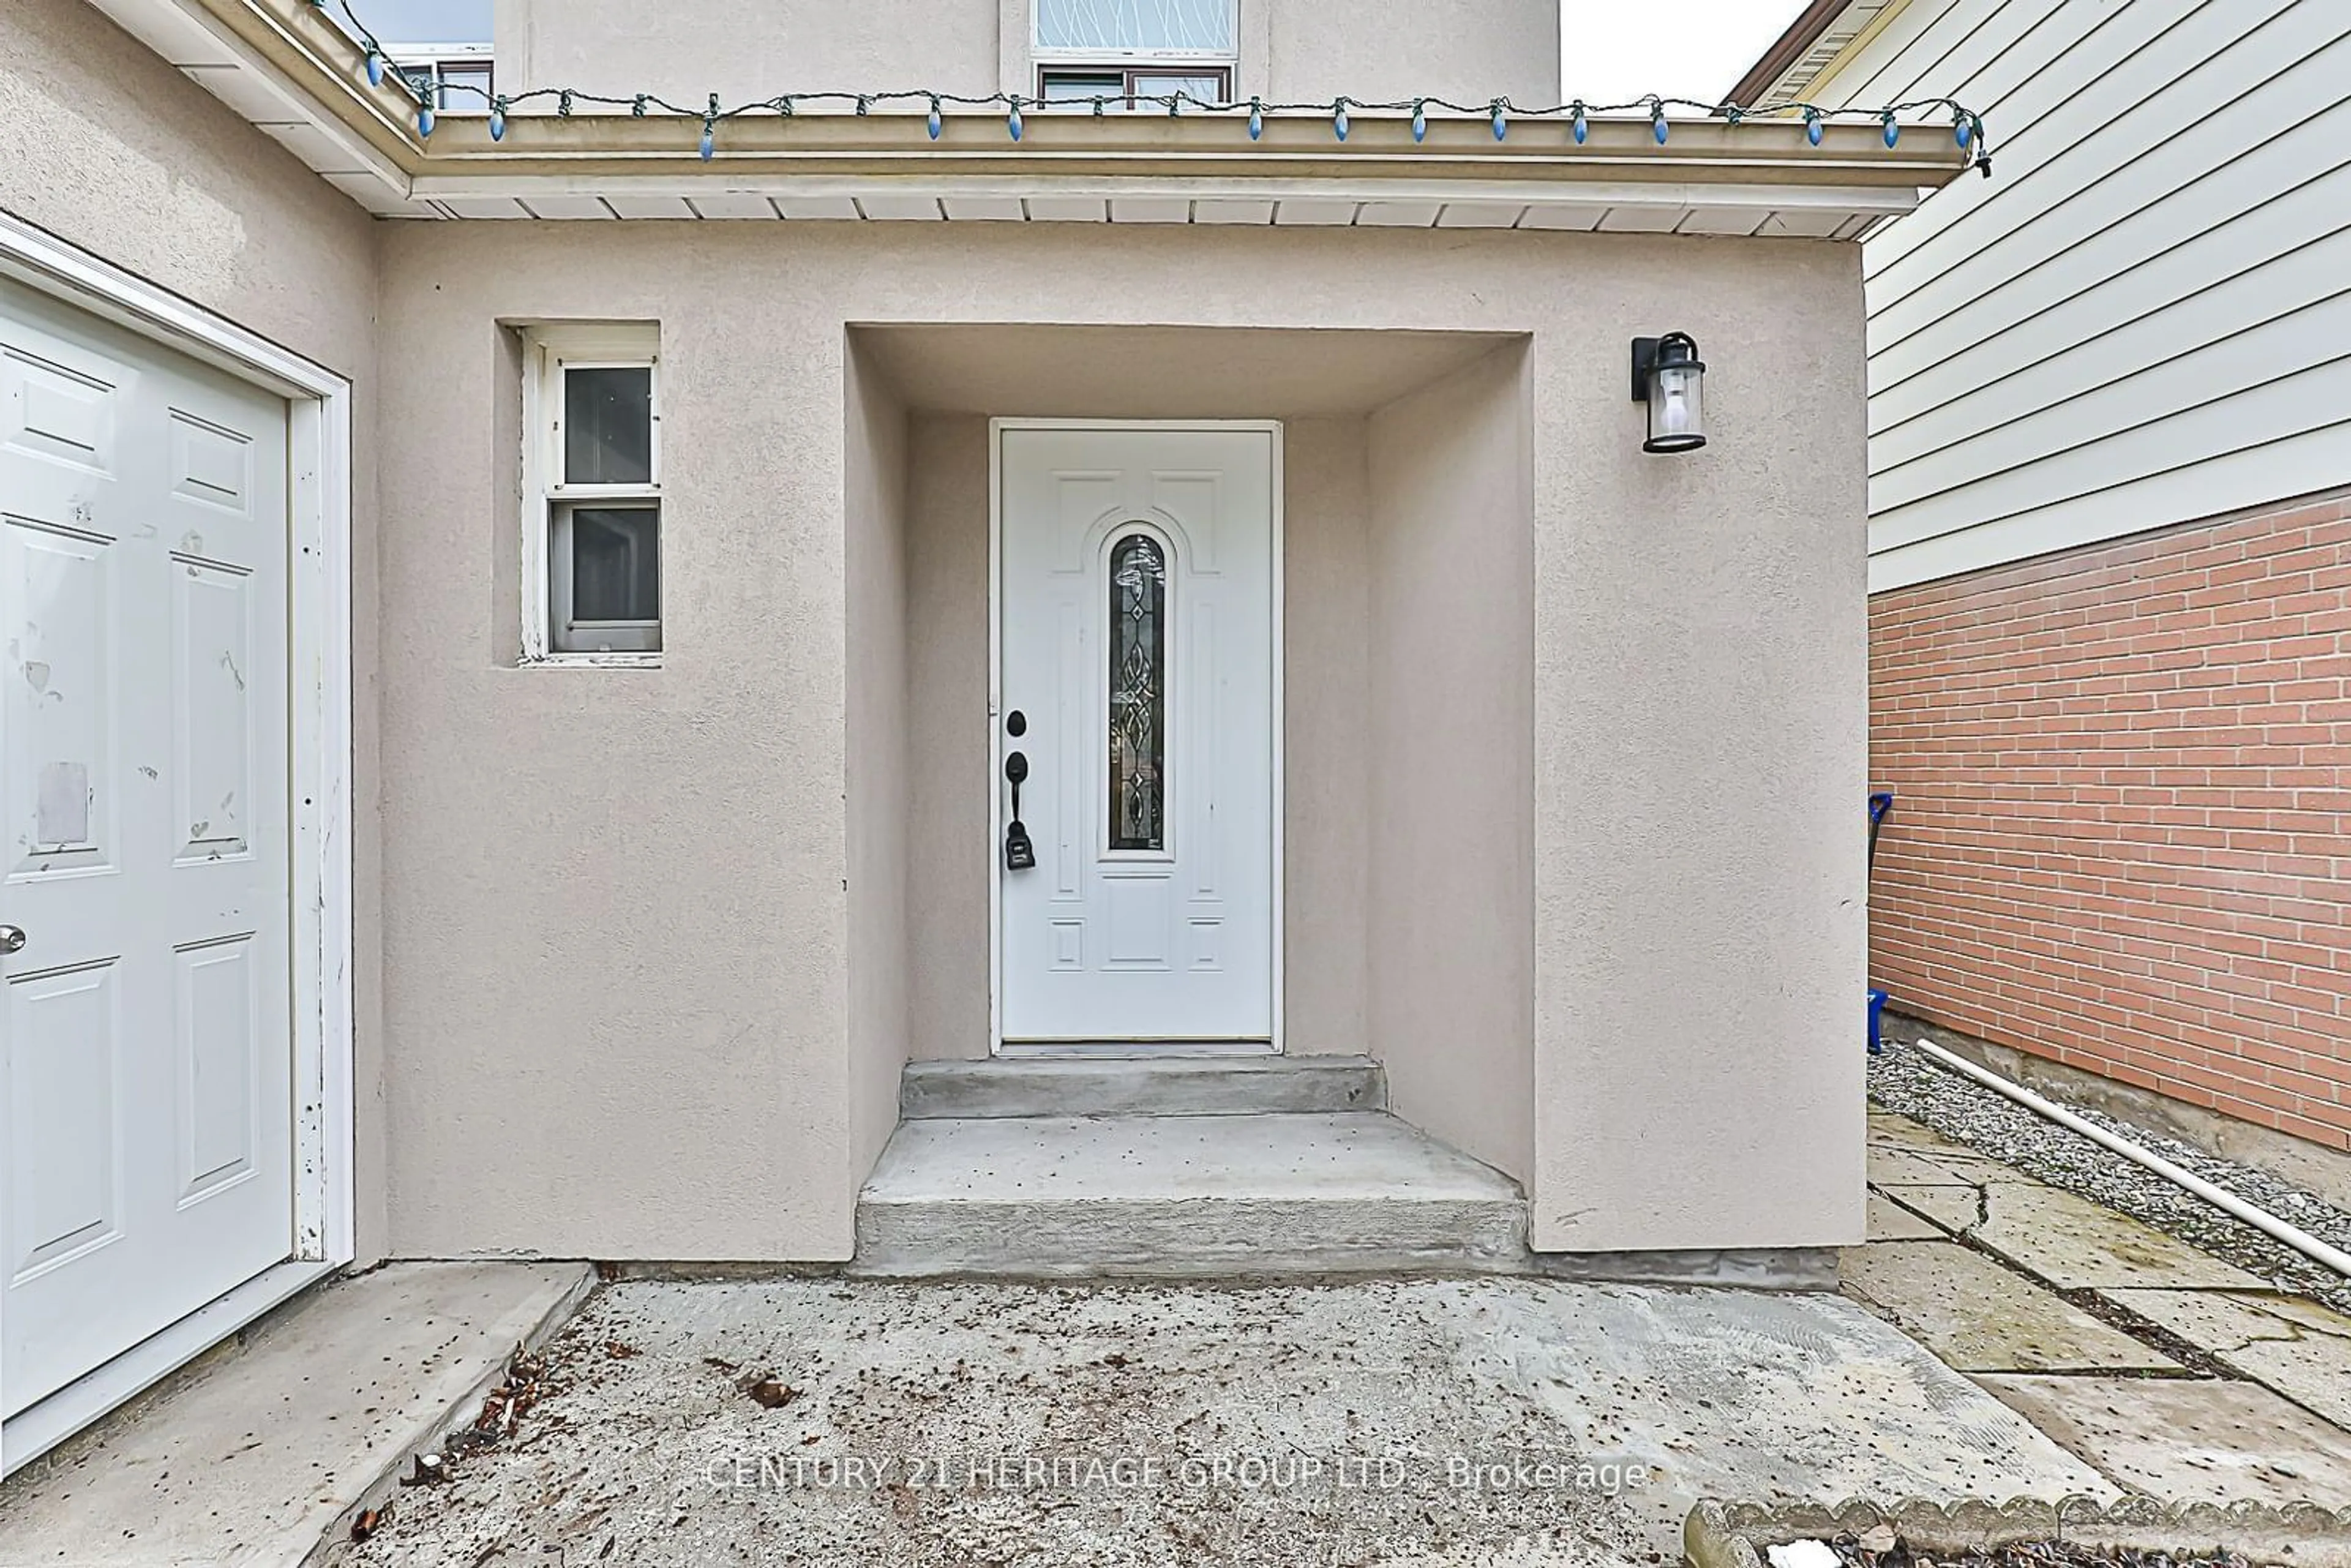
[520, 323, 662, 662]
[1033, 0, 1237, 105]
[392, 46, 494, 111]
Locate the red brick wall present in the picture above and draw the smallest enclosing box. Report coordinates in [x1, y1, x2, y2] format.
[1869, 490, 2351, 1152]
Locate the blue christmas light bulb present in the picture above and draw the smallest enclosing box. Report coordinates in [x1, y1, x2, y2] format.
[1805, 110, 1823, 146]
[699, 121, 714, 160]
[1572, 104, 1588, 144]
[1411, 102, 1426, 143]
[1008, 99, 1023, 141]
[364, 50, 384, 88]
[927, 99, 942, 140]
[1333, 100, 1349, 141]
[1248, 100, 1263, 140]
[489, 100, 506, 141]
[1652, 107, 1668, 145]
[1491, 102, 1507, 141]
[1883, 114, 1900, 148]
[1955, 114, 1973, 149]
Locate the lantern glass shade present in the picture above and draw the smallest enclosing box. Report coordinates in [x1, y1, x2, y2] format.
[1634, 332, 1708, 454]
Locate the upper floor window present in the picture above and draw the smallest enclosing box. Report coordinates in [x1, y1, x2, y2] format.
[1035, 0, 1237, 106]
[395, 49, 493, 111]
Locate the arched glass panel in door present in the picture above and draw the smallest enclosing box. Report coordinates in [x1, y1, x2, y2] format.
[1108, 533, 1166, 852]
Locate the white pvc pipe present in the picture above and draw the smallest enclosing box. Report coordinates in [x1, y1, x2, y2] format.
[1910, 1037, 2351, 1279]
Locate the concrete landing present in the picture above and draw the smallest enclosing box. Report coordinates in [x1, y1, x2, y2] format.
[899, 1053, 1385, 1119]
[853, 1110, 1524, 1277]
[0, 1261, 593, 1568]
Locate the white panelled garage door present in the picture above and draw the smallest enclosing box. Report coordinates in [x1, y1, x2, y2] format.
[0, 277, 295, 1421]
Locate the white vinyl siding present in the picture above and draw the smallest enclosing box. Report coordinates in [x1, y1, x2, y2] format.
[1807, 0, 2351, 590]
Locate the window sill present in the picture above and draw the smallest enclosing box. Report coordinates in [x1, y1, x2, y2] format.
[519, 651, 664, 670]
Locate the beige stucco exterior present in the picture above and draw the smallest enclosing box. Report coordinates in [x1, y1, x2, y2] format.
[496, 0, 1559, 111]
[368, 219, 1867, 1259]
[3, 0, 1880, 1274]
[1, 0, 389, 1261]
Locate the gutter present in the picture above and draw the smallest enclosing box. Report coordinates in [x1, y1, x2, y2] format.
[133, 0, 1972, 210]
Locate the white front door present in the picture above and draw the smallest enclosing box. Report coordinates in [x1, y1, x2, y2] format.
[997, 425, 1277, 1045]
[0, 280, 294, 1419]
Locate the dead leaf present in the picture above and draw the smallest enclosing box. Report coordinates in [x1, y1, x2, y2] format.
[730, 1368, 796, 1408]
[351, 1507, 388, 1542]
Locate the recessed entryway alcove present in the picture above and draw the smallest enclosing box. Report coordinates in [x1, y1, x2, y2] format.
[841, 322, 1537, 1244]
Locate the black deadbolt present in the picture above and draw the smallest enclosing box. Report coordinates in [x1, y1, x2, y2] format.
[1006, 709, 1027, 737]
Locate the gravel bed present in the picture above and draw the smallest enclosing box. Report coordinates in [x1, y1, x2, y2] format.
[1868, 1029, 2351, 1316]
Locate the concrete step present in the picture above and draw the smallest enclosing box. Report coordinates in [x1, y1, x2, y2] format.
[899, 1053, 1385, 1119]
[852, 1110, 1525, 1278]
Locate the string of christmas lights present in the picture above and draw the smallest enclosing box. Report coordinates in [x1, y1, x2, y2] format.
[309, 0, 1993, 176]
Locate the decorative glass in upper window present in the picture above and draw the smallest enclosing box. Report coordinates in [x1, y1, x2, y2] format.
[564, 366, 653, 486]
[1037, 0, 1234, 54]
[1108, 534, 1166, 852]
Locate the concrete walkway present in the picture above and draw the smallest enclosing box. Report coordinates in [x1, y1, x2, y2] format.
[1848, 1109, 2351, 1505]
[0, 1262, 591, 1568]
[328, 1275, 2104, 1566]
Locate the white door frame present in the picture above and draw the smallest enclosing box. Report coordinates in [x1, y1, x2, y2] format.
[987, 418, 1283, 1057]
[0, 213, 354, 1475]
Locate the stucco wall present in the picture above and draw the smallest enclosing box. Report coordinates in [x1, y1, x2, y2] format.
[1531, 252, 1871, 1253]
[375, 219, 1865, 1258]
[844, 340, 912, 1200]
[1268, 0, 1557, 110]
[1279, 418, 1374, 1056]
[0, 0, 388, 1259]
[497, 0, 1000, 107]
[1367, 344, 1535, 1185]
[904, 415, 994, 1062]
[496, 0, 1556, 110]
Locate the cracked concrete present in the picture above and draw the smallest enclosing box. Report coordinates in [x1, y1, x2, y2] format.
[1850, 1109, 2351, 1509]
[1840, 1242, 2178, 1375]
[2102, 1290, 2351, 1429]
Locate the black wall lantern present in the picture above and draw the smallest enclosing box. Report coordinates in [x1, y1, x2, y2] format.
[1630, 332, 1707, 454]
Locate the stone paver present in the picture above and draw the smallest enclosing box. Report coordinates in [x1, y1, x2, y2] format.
[1868, 1111, 2011, 1166]
[1867, 1193, 1946, 1241]
[1968, 1179, 2268, 1291]
[2106, 1289, 2351, 1431]
[1873, 1182, 1979, 1234]
[1867, 1147, 2006, 1186]
[1841, 1242, 2178, 1374]
[1976, 1374, 2351, 1506]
